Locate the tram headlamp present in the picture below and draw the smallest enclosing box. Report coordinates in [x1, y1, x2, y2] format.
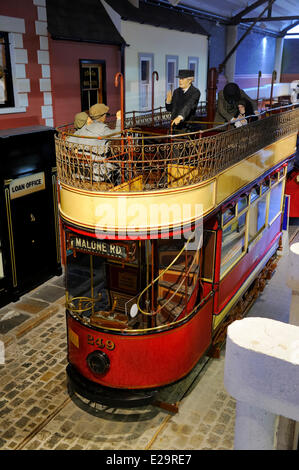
[86, 351, 110, 375]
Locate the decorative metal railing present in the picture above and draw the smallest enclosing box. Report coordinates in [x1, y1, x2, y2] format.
[55, 105, 299, 193]
[123, 102, 207, 128]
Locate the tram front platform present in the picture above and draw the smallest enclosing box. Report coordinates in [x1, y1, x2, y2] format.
[0, 221, 298, 451]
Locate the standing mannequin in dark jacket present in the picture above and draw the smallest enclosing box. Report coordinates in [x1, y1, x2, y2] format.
[165, 69, 200, 131]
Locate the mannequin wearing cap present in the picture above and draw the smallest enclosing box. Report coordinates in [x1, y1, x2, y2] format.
[165, 69, 200, 130]
[67, 112, 92, 144]
[79, 103, 122, 154]
[77, 103, 122, 182]
[215, 82, 258, 124]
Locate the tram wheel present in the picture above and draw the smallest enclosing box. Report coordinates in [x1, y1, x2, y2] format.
[66, 364, 158, 409]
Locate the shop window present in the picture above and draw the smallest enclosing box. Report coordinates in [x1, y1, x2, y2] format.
[268, 181, 283, 225]
[220, 212, 247, 277]
[80, 60, 106, 112]
[248, 193, 267, 243]
[0, 32, 14, 108]
[139, 53, 153, 110]
[166, 55, 178, 94]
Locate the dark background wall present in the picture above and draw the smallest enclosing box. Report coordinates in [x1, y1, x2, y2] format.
[199, 19, 276, 90]
[235, 27, 276, 75]
[281, 38, 299, 82]
[200, 19, 226, 70]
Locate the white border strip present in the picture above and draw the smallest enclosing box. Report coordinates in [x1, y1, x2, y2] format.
[34, 0, 54, 127]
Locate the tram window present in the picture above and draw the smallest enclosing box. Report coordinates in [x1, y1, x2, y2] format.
[158, 239, 186, 267]
[237, 195, 248, 213]
[268, 181, 283, 225]
[66, 252, 109, 314]
[261, 179, 270, 194]
[248, 193, 267, 243]
[250, 185, 260, 203]
[222, 205, 236, 226]
[201, 230, 216, 281]
[279, 168, 285, 180]
[270, 172, 279, 185]
[220, 213, 246, 277]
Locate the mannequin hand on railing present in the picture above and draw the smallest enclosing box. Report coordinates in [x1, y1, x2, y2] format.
[172, 115, 183, 126]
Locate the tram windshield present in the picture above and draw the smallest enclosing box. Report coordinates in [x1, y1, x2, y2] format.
[65, 233, 202, 330]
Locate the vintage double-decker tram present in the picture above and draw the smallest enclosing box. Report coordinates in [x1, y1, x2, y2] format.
[55, 96, 299, 407]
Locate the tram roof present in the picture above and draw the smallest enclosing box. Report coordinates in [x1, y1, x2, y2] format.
[103, 0, 209, 36]
[46, 0, 126, 46]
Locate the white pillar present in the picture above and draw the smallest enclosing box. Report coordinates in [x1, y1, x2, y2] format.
[234, 401, 276, 450]
[225, 25, 238, 83]
[224, 317, 299, 450]
[274, 37, 284, 83]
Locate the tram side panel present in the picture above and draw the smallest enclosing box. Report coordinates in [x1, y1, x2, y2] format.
[216, 215, 281, 316]
[67, 295, 213, 390]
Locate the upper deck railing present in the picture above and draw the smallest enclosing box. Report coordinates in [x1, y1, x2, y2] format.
[55, 105, 299, 193]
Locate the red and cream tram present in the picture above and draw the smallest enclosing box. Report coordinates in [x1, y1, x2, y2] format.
[55, 94, 299, 407]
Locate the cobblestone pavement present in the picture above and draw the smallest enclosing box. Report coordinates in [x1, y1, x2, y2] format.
[0, 226, 297, 451]
[0, 276, 235, 450]
[0, 302, 235, 450]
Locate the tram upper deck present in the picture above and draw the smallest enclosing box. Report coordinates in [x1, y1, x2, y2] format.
[55, 104, 299, 236]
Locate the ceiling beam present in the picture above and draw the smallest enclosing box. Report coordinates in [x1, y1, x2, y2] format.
[279, 20, 299, 36]
[229, 0, 270, 25]
[219, 0, 276, 73]
[267, 1, 272, 18]
[240, 16, 299, 22]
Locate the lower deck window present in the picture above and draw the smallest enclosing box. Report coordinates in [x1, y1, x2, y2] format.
[65, 234, 202, 329]
[220, 213, 246, 277]
[268, 181, 283, 224]
[248, 193, 267, 243]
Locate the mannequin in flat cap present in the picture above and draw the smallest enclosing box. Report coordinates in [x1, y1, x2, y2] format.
[165, 69, 201, 131]
[215, 82, 258, 124]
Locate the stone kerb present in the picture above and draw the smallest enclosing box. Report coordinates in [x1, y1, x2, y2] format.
[224, 317, 299, 422]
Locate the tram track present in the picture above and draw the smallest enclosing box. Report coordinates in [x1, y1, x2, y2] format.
[12, 355, 213, 451]
[14, 396, 72, 450]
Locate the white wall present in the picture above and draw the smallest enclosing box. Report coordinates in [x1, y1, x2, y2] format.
[122, 21, 208, 113]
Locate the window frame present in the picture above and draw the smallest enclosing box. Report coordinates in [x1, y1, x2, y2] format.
[268, 170, 286, 226]
[188, 56, 199, 88]
[138, 53, 154, 111]
[79, 59, 107, 112]
[0, 31, 15, 109]
[165, 54, 178, 96]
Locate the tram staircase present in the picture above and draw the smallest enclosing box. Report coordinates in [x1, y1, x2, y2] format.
[156, 249, 200, 326]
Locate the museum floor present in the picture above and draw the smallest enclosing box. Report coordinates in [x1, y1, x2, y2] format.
[0, 222, 298, 451]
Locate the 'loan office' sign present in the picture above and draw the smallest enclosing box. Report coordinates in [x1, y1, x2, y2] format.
[9, 172, 45, 200]
[69, 236, 136, 261]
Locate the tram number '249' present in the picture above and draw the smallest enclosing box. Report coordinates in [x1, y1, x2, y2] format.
[87, 334, 115, 351]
